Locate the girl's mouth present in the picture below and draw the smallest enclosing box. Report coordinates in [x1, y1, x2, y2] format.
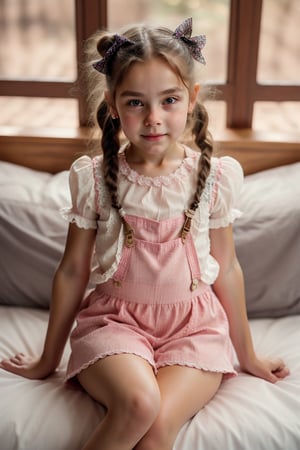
[142, 134, 166, 141]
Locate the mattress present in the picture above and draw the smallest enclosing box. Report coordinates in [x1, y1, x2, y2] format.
[0, 305, 299, 450]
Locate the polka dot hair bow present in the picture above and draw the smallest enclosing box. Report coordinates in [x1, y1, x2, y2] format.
[173, 17, 206, 65]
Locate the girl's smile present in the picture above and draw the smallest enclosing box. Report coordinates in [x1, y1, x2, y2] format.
[141, 133, 167, 141]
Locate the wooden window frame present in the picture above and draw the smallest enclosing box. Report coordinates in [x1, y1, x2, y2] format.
[0, 0, 299, 174]
[223, 0, 300, 128]
[0, 0, 299, 128]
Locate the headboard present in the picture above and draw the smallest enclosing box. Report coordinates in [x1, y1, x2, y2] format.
[0, 127, 300, 175]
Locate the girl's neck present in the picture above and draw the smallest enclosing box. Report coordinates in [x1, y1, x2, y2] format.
[124, 143, 185, 178]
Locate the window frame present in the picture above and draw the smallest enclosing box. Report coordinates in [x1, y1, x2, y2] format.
[0, 0, 299, 129]
[223, 0, 300, 128]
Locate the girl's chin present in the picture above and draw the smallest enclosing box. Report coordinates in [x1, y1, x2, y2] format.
[127, 137, 181, 155]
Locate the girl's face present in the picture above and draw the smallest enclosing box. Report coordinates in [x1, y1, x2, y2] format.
[108, 57, 199, 160]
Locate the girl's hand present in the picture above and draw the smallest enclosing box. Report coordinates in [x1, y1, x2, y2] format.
[0, 353, 56, 380]
[241, 356, 290, 383]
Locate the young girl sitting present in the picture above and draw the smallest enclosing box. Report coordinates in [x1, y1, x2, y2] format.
[0, 17, 289, 450]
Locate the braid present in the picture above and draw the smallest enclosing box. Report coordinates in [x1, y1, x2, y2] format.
[190, 102, 213, 212]
[97, 101, 135, 247]
[97, 100, 121, 210]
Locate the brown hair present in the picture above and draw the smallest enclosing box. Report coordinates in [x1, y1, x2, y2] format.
[87, 23, 213, 217]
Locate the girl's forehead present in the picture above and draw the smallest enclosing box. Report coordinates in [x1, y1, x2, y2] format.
[116, 57, 186, 93]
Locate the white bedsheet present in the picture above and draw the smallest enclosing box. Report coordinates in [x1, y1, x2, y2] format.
[0, 306, 299, 450]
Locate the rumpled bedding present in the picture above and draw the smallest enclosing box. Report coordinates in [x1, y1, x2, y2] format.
[1, 306, 299, 450]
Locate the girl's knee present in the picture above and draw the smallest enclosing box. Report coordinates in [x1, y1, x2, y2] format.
[115, 381, 161, 433]
[126, 385, 160, 423]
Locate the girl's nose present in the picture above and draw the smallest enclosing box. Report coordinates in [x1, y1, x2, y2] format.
[144, 106, 162, 126]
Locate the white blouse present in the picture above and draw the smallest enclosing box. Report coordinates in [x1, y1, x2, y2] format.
[61, 146, 243, 285]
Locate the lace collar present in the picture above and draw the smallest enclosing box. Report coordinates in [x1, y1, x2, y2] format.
[119, 145, 197, 187]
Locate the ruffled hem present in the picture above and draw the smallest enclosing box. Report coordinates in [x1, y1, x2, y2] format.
[90, 226, 125, 284]
[157, 360, 237, 378]
[209, 208, 243, 229]
[65, 350, 155, 382]
[119, 146, 196, 187]
[65, 352, 237, 381]
[60, 208, 97, 230]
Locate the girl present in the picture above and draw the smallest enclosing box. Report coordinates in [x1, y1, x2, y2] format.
[0, 17, 289, 450]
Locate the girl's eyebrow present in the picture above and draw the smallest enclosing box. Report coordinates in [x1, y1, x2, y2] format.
[120, 90, 143, 97]
[120, 87, 184, 97]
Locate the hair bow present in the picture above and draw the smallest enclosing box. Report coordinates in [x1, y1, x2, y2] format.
[93, 34, 134, 74]
[173, 17, 206, 65]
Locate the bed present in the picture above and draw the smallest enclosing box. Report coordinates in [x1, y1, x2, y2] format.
[0, 137, 300, 450]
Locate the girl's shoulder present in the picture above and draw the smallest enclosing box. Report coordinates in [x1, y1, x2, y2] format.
[68, 153, 105, 199]
[210, 155, 244, 190]
[209, 156, 244, 223]
[69, 154, 105, 189]
[70, 153, 104, 172]
[184, 147, 243, 175]
[70, 154, 93, 172]
[68, 155, 95, 190]
[184, 147, 243, 189]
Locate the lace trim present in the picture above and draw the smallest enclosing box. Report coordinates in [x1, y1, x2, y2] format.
[209, 208, 243, 229]
[90, 229, 125, 284]
[157, 361, 237, 376]
[118, 147, 197, 187]
[60, 209, 97, 229]
[92, 156, 111, 213]
[65, 350, 155, 382]
[195, 157, 219, 206]
[210, 158, 223, 211]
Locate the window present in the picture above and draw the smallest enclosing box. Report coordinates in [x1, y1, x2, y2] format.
[0, 0, 78, 127]
[0, 0, 299, 133]
[254, 0, 300, 132]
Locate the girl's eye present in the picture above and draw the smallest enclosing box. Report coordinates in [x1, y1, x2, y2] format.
[128, 99, 143, 107]
[163, 97, 177, 105]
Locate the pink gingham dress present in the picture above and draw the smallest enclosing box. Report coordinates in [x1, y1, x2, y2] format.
[61, 146, 243, 380]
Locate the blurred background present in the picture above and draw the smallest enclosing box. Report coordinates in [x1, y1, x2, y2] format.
[0, 0, 299, 132]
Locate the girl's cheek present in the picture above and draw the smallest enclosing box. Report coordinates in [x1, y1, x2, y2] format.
[121, 114, 140, 129]
[171, 112, 188, 129]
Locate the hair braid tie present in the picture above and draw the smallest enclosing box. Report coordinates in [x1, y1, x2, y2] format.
[181, 209, 195, 243]
[117, 208, 135, 247]
[122, 218, 135, 248]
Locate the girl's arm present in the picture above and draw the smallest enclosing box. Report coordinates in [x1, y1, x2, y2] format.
[0, 223, 96, 379]
[210, 225, 289, 383]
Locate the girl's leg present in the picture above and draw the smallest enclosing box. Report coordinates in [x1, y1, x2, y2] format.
[77, 354, 161, 450]
[134, 365, 223, 450]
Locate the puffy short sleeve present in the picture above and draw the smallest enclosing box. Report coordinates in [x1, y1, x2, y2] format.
[60, 155, 98, 229]
[209, 156, 244, 228]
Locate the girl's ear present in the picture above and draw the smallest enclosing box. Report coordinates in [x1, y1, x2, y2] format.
[188, 83, 200, 113]
[104, 91, 118, 118]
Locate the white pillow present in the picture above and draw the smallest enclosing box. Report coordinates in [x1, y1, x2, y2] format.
[234, 161, 300, 318]
[1, 159, 300, 317]
[0, 162, 69, 308]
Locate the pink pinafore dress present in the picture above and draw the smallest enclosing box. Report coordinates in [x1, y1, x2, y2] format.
[66, 204, 237, 380]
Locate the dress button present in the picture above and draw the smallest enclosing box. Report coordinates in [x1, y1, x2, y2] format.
[190, 278, 199, 291]
[113, 280, 122, 287]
